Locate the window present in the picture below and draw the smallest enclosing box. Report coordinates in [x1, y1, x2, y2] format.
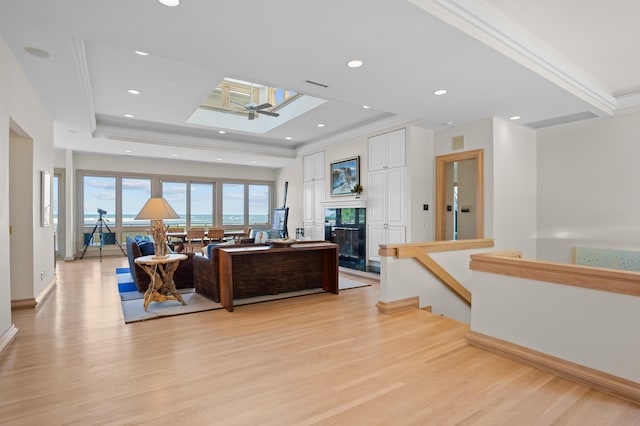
[77, 170, 272, 254]
[190, 182, 214, 227]
[248, 184, 269, 225]
[122, 177, 151, 227]
[222, 183, 244, 225]
[83, 175, 116, 227]
[162, 181, 187, 227]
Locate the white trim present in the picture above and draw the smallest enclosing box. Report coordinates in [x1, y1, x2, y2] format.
[320, 198, 368, 209]
[71, 37, 97, 132]
[36, 276, 57, 306]
[0, 325, 18, 354]
[409, 0, 624, 114]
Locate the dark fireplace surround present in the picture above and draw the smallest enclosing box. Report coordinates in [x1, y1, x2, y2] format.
[323, 205, 366, 272]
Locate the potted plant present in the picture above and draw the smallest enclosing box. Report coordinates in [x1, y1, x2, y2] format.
[351, 183, 363, 198]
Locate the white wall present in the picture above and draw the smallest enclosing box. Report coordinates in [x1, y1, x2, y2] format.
[9, 132, 34, 300]
[537, 112, 640, 263]
[275, 156, 303, 234]
[406, 126, 434, 242]
[0, 35, 54, 338]
[381, 247, 496, 323]
[493, 117, 537, 257]
[434, 118, 495, 238]
[471, 269, 640, 383]
[380, 118, 537, 322]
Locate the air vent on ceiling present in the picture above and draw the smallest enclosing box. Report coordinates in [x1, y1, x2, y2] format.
[527, 111, 599, 129]
[305, 79, 329, 88]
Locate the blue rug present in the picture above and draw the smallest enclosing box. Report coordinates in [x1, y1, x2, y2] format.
[116, 267, 138, 293]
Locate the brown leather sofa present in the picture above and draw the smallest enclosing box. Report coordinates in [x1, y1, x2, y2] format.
[193, 243, 270, 302]
[126, 236, 195, 292]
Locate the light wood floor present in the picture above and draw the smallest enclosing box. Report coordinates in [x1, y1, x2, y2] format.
[1, 257, 639, 425]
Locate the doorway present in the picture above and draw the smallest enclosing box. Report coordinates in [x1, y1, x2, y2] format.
[435, 149, 484, 240]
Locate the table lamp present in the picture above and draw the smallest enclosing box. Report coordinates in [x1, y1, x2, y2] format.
[134, 197, 180, 258]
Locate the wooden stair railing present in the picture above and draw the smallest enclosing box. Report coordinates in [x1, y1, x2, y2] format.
[380, 239, 494, 305]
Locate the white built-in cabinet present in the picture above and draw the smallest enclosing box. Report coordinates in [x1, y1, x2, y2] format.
[303, 151, 325, 240]
[368, 128, 406, 261]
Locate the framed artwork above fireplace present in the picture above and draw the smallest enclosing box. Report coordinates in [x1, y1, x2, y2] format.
[330, 156, 359, 196]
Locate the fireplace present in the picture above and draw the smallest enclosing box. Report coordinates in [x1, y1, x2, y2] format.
[324, 207, 366, 271]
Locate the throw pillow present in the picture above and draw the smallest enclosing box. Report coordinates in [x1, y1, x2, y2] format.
[138, 240, 155, 256]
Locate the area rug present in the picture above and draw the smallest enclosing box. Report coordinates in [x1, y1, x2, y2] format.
[116, 268, 370, 323]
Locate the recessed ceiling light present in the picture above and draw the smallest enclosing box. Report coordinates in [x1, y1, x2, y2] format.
[510, 115, 521, 120]
[158, 0, 180, 6]
[24, 46, 51, 58]
[285, 137, 292, 140]
[124, 114, 134, 118]
[362, 105, 371, 109]
[127, 89, 140, 95]
[124, 149, 133, 153]
[218, 130, 226, 134]
[317, 123, 325, 128]
[250, 161, 257, 164]
[433, 89, 448, 96]
[171, 153, 178, 157]
[444, 121, 454, 126]
[216, 158, 223, 161]
[346, 59, 363, 68]
[134, 50, 149, 56]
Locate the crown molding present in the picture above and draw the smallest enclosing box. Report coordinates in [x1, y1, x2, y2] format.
[70, 37, 97, 132]
[408, 0, 623, 115]
[297, 115, 414, 156]
[93, 124, 296, 158]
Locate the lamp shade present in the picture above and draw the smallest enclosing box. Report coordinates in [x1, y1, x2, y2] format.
[134, 197, 180, 220]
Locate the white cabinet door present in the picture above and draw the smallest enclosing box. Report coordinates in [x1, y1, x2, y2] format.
[303, 223, 314, 240]
[313, 180, 324, 222]
[368, 169, 386, 225]
[304, 151, 325, 181]
[386, 128, 406, 168]
[387, 226, 406, 245]
[313, 152, 325, 180]
[368, 225, 386, 261]
[368, 134, 386, 171]
[386, 167, 405, 227]
[303, 155, 314, 181]
[303, 181, 314, 223]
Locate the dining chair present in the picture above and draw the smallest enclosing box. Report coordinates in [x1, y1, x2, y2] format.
[185, 227, 205, 252]
[205, 227, 225, 245]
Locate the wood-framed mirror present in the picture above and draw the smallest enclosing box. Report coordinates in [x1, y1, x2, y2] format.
[435, 149, 484, 240]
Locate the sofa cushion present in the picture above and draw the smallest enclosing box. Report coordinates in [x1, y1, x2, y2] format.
[138, 240, 155, 255]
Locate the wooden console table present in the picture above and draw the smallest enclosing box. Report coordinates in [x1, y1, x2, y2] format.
[134, 253, 188, 311]
[218, 243, 339, 312]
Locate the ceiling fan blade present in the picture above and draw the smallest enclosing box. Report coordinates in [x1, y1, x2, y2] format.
[254, 102, 273, 110]
[230, 100, 248, 110]
[258, 110, 280, 117]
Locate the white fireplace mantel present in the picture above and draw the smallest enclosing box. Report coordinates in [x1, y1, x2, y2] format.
[320, 198, 367, 209]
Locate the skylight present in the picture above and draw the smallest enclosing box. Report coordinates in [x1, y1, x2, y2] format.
[188, 77, 326, 134]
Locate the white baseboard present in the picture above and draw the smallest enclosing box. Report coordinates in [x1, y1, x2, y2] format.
[0, 324, 18, 353]
[36, 276, 57, 306]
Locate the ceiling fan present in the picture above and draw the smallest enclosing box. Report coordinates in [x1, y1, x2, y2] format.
[232, 101, 280, 120]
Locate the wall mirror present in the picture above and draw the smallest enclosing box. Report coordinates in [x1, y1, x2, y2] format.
[435, 149, 484, 240]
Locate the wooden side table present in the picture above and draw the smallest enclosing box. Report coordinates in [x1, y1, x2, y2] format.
[134, 253, 188, 311]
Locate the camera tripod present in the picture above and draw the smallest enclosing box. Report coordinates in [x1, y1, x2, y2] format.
[80, 212, 126, 262]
